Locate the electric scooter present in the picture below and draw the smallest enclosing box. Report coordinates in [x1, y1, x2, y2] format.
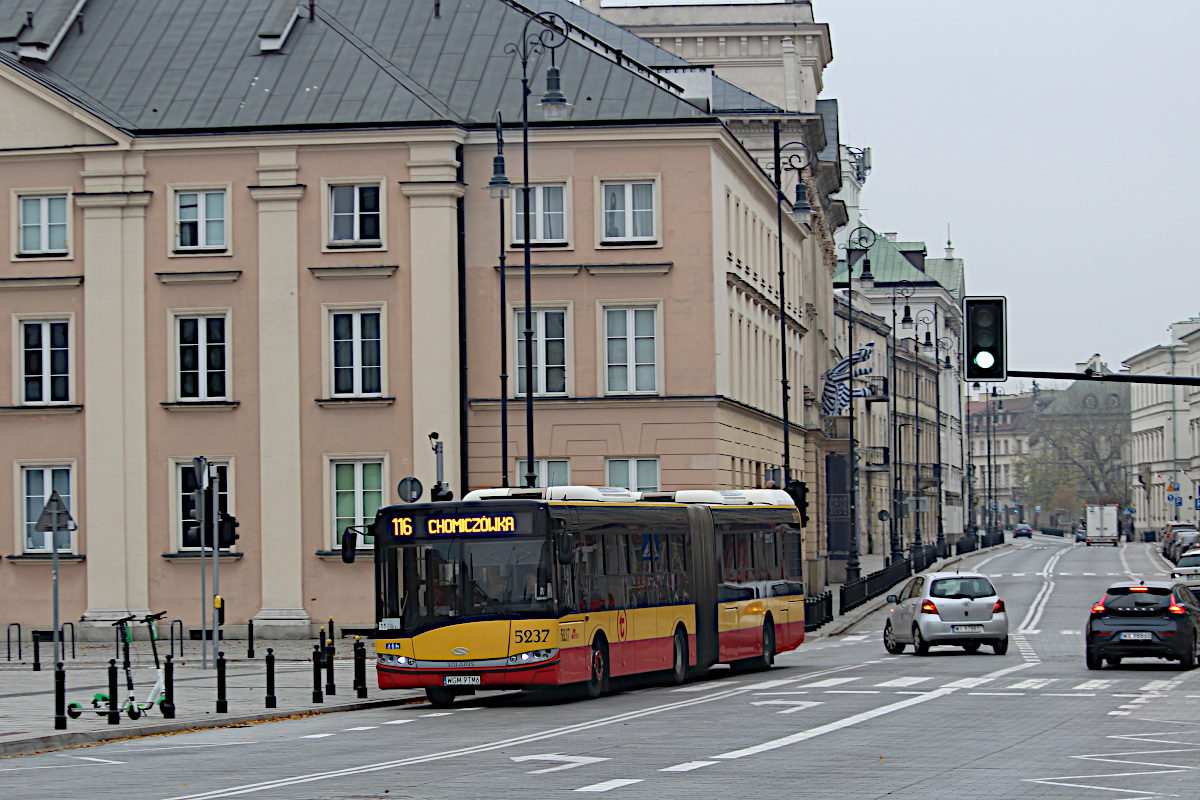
[68, 611, 168, 720]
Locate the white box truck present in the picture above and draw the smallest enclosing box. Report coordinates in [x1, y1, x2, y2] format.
[1085, 505, 1119, 547]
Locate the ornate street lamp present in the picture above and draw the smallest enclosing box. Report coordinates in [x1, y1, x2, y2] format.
[916, 307, 959, 557]
[486, 114, 513, 486]
[889, 281, 914, 563]
[501, 12, 571, 487]
[840, 225, 877, 582]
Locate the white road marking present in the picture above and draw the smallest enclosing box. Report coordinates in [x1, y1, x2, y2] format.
[1107, 710, 1132, 716]
[1074, 680, 1116, 691]
[660, 761, 717, 772]
[874, 676, 932, 687]
[162, 663, 865, 800]
[575, 779, 643, 792]
[1011, 573, 1026, 577]
[1022, 629, 1041, 635]
[61, 756, 126, 764]
[1044, 693, 1096, 697]
[343, 726, 377, 731]
[838, 635, 868, 642]
[752, 691, 809, 696]
[824, 690, 880, 694]
[969, 691, 1025, 696]
[421, 712, 453, 717]
[382, 719, 413, 725]
[751, 700, 823, 714]
[118, 742, 256, 752]
[300, 734, 336, 739]
[1083, 572, 1096, 576]
[1009, 678, 1056, 690]
[714, 662, 1034, 759]
[511, 754, 610, 774]
[1060, 629, 1079, 635]
[799, 677, 860, 688]
[1140, 681, 1175, 692]
[945, 676, 995, 689]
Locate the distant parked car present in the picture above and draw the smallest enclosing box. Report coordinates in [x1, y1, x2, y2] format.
[1013, 524, 1034, 539]
[1170, 531, 1200, 564]
[1163, 523, 1198, 557]
[1171, 549, 1200, 590]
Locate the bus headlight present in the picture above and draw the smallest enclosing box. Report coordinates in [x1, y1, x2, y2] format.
[508, 649, 556, 665]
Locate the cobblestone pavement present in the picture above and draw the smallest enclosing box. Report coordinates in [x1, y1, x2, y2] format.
[5, 537, 1198, 800]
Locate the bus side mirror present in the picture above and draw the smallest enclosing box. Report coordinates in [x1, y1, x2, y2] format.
[341, 529, 357, 564]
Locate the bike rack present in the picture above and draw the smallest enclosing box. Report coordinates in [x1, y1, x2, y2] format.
[169, 619, 184, 659]
[6, 623, 20, 661]
[60, 621, 75, 660]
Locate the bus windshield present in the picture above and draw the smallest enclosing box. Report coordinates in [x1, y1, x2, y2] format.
[379, 536, 555, 634]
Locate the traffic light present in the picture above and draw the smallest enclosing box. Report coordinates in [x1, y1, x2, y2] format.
[786, 480, 810, 528]
[188, 486, 214, 548]
[431, 482, 454, 502]
[217, 512, 240, 548]
[964, 296, 1007, 382]
[214, 595, 225, 626]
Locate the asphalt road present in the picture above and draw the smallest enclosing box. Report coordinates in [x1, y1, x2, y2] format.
[7, 536, 1200, 800]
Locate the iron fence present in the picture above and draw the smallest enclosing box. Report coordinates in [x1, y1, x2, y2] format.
[981, 529, 1004, 548]
[839, 557, 912, 615]
[804, 592, 834, 632]
[956, 534, 978, 555]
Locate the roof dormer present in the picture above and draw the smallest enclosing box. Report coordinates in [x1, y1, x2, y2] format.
[17, 0, 88, 62]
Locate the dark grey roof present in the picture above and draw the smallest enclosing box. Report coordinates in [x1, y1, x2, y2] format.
[0, 0, 711, 134]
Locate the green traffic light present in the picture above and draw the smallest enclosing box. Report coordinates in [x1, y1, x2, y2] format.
[973, 351, 996, 369]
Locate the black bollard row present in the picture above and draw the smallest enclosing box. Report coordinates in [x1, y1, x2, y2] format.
[216, 651, 228, 713]
[354, 638, 368, 699]
[107, 659, 120, 725]
[162, 655, 176, 719]
[265, 648, 277, 709]
[32, 635, 41, 672]
[312, 645, 324, 704]
[54, 661, 66, 730]
[247, 619, 255, 660]
[325, 639, 336, 697]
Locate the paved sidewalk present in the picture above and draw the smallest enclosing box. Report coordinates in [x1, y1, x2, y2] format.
[0, 637, 423, 757]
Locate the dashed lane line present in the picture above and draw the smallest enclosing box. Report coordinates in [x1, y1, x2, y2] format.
[660, 761, 717, 772]
[575, 779, 643, 793]
[874, 676, 932, 687]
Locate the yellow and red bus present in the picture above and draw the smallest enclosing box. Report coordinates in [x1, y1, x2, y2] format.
[342, 486, 806, 707]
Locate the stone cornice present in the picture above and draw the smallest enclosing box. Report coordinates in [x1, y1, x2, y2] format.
[0, 275, 83, 289]
[308, 266, 398, 279]
[398, 181, 467, 199]
[73, 190, 152, 208]
[156, 270, 242, 284]
[248, 184, 306, 202]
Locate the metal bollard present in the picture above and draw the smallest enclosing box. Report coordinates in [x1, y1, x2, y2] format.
[107, 660, 120, 724]
[54, 661, 67, 730]
[216, 651, 228, 713]
[319, 625, 326, 651]
[247, 619, 255, 660]
[325, 639, 336, 697]
[312, 645, 324, 703]
[328, 617, 336, 641]
[32, 634, 41, 672]
[161, 655, 176, 719]
[265, 648, 277, 708]
[6, 622, 20, 662]
[354, 638, 367, 699]
[61, 622, 76, 660]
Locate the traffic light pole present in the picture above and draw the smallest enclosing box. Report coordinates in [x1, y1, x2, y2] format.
[194, 458, 208, 671]
[211, 467, 221, 660]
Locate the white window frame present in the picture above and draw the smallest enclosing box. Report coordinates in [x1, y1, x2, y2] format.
[175, 313, 229, 402]
[13, 313, 74, 406]
[595, 176, 660, 246]
[321, 178, 386, 251]
[606, 458, 660, 492]
[14, 459, 77, 554]
[513, 306, 570, 397]
[512, 182, 569, 246]
[324, 305, 386, 398]
[13, 191, 71, 258]
[602, 304, 660, 395]
[172, 459, 235, 552]
[515, 458, 570, 488]
[324, 454, 389, 550]
[169, 184, 232, 255]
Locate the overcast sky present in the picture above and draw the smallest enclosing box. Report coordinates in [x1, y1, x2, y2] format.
[815, 0, 1200, 380]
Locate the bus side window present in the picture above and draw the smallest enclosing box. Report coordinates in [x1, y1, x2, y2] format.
[722, 533, 737, 582]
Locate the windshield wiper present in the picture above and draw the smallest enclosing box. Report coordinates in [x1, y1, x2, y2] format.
[471, 576, 518, 619]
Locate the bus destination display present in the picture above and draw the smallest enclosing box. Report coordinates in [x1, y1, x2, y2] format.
[387, 510, 534, 538]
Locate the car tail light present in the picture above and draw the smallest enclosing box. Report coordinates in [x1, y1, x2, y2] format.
[1091, 602, 1106, 614]
[1130, 586, 1149, 592]
[1170, 594, 1187, 615]
[993, 598, 1005, 614]
[920, 599, 938, 615]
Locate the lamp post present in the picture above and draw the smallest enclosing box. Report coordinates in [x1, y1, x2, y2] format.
[889, 282, 914, 562]
[770, 124, 813, 493]
[486, 115, 513, 486]
[916, 308, 958, 557]
[501, 12, 571, 488]
[842, 226, 876, 583]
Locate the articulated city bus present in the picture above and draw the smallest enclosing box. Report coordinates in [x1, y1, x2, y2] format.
[342, 486, 805, 707]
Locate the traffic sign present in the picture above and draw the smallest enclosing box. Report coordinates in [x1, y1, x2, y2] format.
[34, 491, 74, 532]
[1177, 495, 1184, 507]
[1194, 498, 1200, 512]
[1035, 505, 1042, 513]
[397, 476, 423, 503]
[1168, 494, 1177, 505]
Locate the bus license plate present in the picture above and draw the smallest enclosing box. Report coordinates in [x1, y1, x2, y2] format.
[951, 625, 983, 634]
[443, 675, 481, 686]
[1121, 632, 1152, 641]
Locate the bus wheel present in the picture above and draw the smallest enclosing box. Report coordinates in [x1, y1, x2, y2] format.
[757, 620, 776, 671]
[586, 639, 609, 700]
[425, 686, 456, 708]
[670, 629, 688, 686]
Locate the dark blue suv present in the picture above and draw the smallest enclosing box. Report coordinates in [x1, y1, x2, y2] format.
[1086, 581, 1200, 669]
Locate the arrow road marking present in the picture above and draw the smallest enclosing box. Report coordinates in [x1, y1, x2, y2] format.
[511, 754, 610, 774]
[751, 700, 823, 714]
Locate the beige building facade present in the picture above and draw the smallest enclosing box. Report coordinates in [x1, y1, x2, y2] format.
[0, 0, 843, 632]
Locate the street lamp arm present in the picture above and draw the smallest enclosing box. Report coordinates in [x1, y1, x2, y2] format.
[504, 12, 569, 65]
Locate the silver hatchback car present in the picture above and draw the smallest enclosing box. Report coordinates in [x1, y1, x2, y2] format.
[883, 572, 1009, 655]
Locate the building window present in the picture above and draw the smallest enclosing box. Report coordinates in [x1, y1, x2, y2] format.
[605, 307, 656, 394]
[329, 184, 381, 246]
[514, 184, 566, 244]
[176, 190, 226, 250]
[516, 309, 566, 396]
[607, 458, 659, 492]
[177, 315, 226, 401]
[22, 320, 69, 404]
[333, 461, 382, 547]
[331, 310, 382, 396]
[515, 459, 570, 488]
[22, 466, 72, 552]
[601, 181, 655, 242]
[179, 463, 230, 550]
[19, 195, 68, 254]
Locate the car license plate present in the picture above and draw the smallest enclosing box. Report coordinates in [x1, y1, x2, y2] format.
[443, 675, 481, 687]
[952, 625, 984, 634]
[1120, 632, 1153, 641]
